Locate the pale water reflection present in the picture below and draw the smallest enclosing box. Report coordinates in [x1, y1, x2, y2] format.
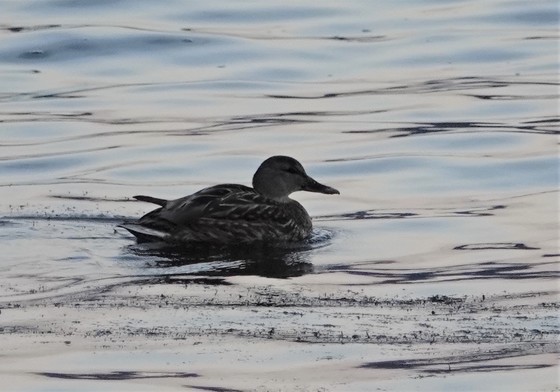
[0, 0, 558, 390]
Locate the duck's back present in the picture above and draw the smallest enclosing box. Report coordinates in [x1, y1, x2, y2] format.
[124, 184, 312, 244]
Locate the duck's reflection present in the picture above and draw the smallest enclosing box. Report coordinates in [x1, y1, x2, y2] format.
[127, 241, 314, 279]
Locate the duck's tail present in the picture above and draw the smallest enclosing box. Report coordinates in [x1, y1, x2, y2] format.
[133, 195, 168, 206]
[118, 223, 168, 243]
[120, 195, 170, 242]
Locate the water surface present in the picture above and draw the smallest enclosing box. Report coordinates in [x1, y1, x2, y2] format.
[0, 0, 558, 391]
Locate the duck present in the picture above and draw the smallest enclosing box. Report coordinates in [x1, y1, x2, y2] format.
[119, 155, 339, 244]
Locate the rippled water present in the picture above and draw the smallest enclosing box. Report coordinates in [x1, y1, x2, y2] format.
[1, 0, 558, 391]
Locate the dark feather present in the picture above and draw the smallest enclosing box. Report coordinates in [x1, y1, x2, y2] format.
[133, 195, 168, 207]
[123, 183, 312, 243]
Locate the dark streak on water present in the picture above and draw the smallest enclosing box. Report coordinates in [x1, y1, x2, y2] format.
[325, 260, 559, 284]
[37, 371, 199, 380]
[360, 345, 556, 373]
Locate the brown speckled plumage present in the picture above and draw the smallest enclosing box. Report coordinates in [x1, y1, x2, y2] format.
[120, 156, 339, 244]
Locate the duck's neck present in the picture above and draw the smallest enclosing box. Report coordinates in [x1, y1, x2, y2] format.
[268, 195, 292, 203]
[255, 189, 291, 203]
[253, 172, 292, 202]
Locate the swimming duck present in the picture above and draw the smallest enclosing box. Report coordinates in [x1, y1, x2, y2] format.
[120, 156, 339, 244]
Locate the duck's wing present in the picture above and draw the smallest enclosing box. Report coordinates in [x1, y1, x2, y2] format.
[162, 184, 256, 223]
[140, 183, 299, 227]
[121, 184, 251, 240]
[199, 188, 284, 222]
[123, 183, 310, 243]
[192, 188, 312, 242]
[133, 184, 255, 226]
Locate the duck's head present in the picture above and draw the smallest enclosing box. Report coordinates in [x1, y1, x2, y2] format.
[252, 155, 339, 201]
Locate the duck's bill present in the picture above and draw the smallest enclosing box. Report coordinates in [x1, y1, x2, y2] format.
[303, 177, 340, 195]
